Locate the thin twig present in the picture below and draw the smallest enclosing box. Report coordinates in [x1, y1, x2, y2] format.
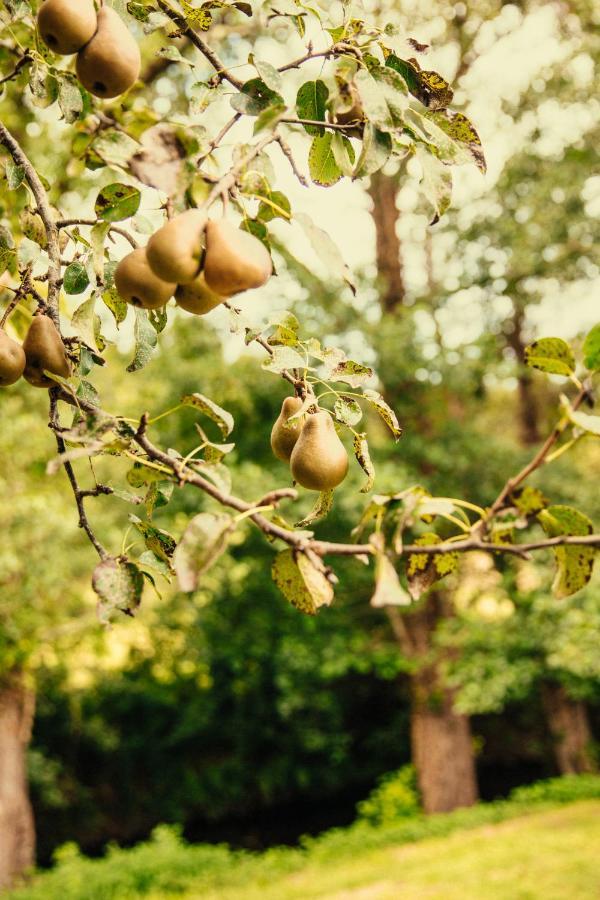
[56, 219, 138, 249]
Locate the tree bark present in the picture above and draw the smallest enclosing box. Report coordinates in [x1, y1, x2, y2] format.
[389, 595, 479, 814]
[368, 170, 405, 312]
[0, 673, 36, 890]
[541, 682, 597, 775]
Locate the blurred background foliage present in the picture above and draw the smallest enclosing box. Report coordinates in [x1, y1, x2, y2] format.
[0, 0, 599, 872]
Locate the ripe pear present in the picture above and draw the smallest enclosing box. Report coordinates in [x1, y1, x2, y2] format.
[270, 396, 304, 462]
[76, 7, 141, 99]
[290, 411, 349, 491]
[115, 247, 176, 309]
[0, 330, 26, 387]
[146, 209, 208, 285]
[175, 273, 223, 316]
[37, 0, 97, 55]
[22, 315, 71, 388]
[203, 220, 273, 297]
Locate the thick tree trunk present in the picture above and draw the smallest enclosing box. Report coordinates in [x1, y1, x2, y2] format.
[0, 674, 36, 890]
[541, 682, 597, 775]
[388, 595, 479, 814]
[368, 170, 405, 312]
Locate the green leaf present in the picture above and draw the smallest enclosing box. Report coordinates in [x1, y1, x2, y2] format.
[583, 323, 600, 371]
[252, 58, 283, 93]
[262, 345, 307, 373]
[355, 65, 407, 132]
[253, 102, 287, 135]
[334, 395, 362, 427]
[181, 393, 234, 438]
[406, 532, 458, 600]
[538, 505, 596, 599]
[92, 557, 144, 621]
[101, 286, 128, 327]
[524, 338, 575, 377]
[257, 190, 291, 223]
[354, 433, 375, 493]
[267, 311, 300, 346]
[309, 133, 343, 187]
[416, 145, 452, 224]
[127, 462, 168, 488]
[385, 54, 453, 110]
[369, 534, 411, 607]
[362, 390, 402, 440]
[63, 262, 90, 296]
[71, 295, 97, 349]
[424, 109, 486, 173]
[129, 515, 176, 567]
[295, 490, 334, 528]
[331, 360, 374, 388]
[296, 79, 329, 136]
[57, 74, 83, 124]
[513, 486, 548, 516]
[174, 512, 234, 592]
[5, 159, 25, 190]
[126, 308, 157, 373]
[565, 408, 600, 437]
[271, 549, 334, 615]
[95, 183, 141, 223]
[330, 132, 356, 177]
[353, 124, 392, 179]
[294, 211, 355, 293]
[231, 78, 284, 116]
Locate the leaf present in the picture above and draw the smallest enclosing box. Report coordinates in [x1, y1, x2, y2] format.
[267, 311, 300, 346]
[252, 58, 283, 93]
[385, 54, 453, 110]
[271, 549, 334, 615]
[424, 109, 486, 173]
[57, 74, 83, 124]
[309, 133, 343, 187]
[362, 390, 402, 439]
[331, 360, 374, 388]
[354, 433, 375, 493]
[583, 323, 600, 371]
[296, 79, 329, 136]
[95, 183, 141, 223]
[5, 159, 25, 190]
[63, 262, 90, 295]
[102, 286, 128, 327]
[181, 393, 234, 438]
[353, 124, 392, 179]
[294, 211, 355, 293]
[331, 133, 356, 178]
[129, 515, 176, 567]
[538, 505, 597, 599]
[71, 295, 97, 350]
[127, 462, 168, 488]
[231, 78, 284, 116]
[565, 408, 600, 437]
[180, 0, 211, 30]
[257, 190, 291, 223]
[174, 513, 234, 592]
[369, 534, 411, 607]
[126, 308, 157, 373]
[406, 533, 458, 600]
[512, 486, 548, 516]
[524, 338, 575, 377]
[92, 557, 144, 621]
[416, 145, 452, 224]
[334, 395, 362, 427]
[295, 490, 334, 528]
[262, 345, 307, 373]
[253, 103, 287, 135]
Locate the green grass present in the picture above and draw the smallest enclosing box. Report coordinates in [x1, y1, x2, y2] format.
[8, 776, 600, 900]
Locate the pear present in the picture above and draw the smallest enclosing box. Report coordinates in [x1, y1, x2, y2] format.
[0, 330, 26, 387]
[146, 209, 208, 285]
[203, 220, 273, 297]
[22, 315, 71, 388]
[175, 272, 223, 316]
[333, 82, 364, 137]
[37, 0, 97, 55]
[270, 396, 304, 463]
[76, 7, 141, 99]
[115, 248, 176, 309]
[290, 411, 349, 491]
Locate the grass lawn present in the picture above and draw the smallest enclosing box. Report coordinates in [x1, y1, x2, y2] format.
[188, 801, 600, 900]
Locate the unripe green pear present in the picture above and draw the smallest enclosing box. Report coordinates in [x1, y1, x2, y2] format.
[203, 219, 273, 297]
[76, 7, 140, 99]
[146, 209, 208, 285]
[290, 410, 349, 491]
[22, 314, 71, 388]
[270, 396, 304, 462]
[175, 272, 223, 316]
[115, 247, 176, 309]
[37, 0, 97, 55]
[0, 329, 26, 386]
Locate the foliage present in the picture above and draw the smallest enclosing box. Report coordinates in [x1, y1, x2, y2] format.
[7, 775, 600, 900]
[355, 764, 419, 826]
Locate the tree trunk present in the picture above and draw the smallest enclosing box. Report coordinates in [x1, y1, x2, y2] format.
[389, 595, 479, 814]
[505, 304, 541, 445]
[368, 170, 405, 312]
[0, 674, 36, 890]
[541, 682, 597, 775]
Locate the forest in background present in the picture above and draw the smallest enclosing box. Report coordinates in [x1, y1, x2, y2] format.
[0, 0, 599, 882]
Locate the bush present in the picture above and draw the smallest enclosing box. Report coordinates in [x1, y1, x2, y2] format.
[355, 764, 420, 826]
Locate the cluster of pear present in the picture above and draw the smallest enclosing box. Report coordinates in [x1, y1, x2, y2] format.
[114, 213, 273, 314]
[270, 397, 349, 492]
[37, 0, 140, 99]
[0, 315, 71, 389]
